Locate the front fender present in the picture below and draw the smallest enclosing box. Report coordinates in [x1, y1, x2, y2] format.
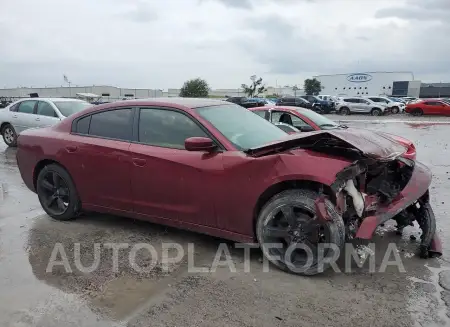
[274, 149, 352, 186]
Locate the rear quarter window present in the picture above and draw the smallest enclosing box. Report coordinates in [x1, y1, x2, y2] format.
[9, 103, 19, 112]
[75, 115, 91, 134]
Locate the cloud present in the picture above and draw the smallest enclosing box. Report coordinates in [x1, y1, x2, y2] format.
[0, 0, 449, 90]
[215, 0, 252, 9]
[375, 0, 450, 22]
[121, 1, 158, 23]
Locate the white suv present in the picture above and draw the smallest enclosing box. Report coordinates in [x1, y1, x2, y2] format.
[366, 96, 405, 114]
[335, 97, 388, 116]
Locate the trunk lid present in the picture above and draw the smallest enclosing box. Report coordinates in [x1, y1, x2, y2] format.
[245, 128, 407, 160]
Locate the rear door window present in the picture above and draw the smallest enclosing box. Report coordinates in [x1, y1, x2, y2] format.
[88, 108, 133, 141]
[18, 100, 37, 114]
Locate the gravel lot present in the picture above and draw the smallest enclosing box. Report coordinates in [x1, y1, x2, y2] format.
[1, 117, 450, 327]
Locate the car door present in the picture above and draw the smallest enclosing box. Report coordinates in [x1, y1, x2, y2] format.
[34, 100, 61, 128]
[12, 100, 38, 133]
[65, 107, 134, 211]
[358, 99, 372, 113]
[129, 107, 224, 227]
[439, 102, 450, 116]
[344, 98, 358, 112]
[422, 101, 439, 114]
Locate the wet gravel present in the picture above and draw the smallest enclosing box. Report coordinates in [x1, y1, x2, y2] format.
[1, 117, 450, 326]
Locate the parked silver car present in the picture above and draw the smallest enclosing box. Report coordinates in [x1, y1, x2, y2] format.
[335, 97, 388, 116]
[0, 98, 91, 147]
[366, 96, 405, 114]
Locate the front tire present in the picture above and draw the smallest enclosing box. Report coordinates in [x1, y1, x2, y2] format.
[339, 107, 350, 115]
[256, 189, 345, 275]
[371, 108, 382, 116]
[36, 164, 81, 221]
[391, 106, 399, 114]
[1, 124, 17, 147]
[412, 108, 423, 116]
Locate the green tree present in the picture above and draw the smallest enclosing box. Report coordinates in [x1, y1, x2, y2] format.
[303, 78, 323, 95]
[179, 78, 210, 97]
[241, 75, 267, 97]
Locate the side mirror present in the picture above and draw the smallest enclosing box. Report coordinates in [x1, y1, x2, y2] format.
[299, 125, 314, 132]
[185, 137, 217, 152]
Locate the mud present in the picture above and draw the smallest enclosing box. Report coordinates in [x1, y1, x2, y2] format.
[1, 118, 450, 326]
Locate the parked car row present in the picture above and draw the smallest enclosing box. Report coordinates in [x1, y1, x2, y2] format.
[224, 94, 450, 117]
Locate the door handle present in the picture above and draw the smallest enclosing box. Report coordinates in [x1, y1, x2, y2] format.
[132, 158, 146, 167]
[12, 115, 17, 118]
[35, 117, 40, 121]
[66, 146, 77, 153]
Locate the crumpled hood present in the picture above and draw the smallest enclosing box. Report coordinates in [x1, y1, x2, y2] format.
[245, 128, 407, 161]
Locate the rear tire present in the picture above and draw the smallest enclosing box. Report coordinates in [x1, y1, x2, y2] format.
[256, 189, 345, 276]
[339, 107, 350, 116]
[391, 106, 399, 114]
[371, 108, 382, 116]
[1, 124, 17, 147]
[36, 164, 81, 221]
[412, 109, 423, 116]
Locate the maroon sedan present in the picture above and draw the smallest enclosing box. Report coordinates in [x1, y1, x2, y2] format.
[16, 98, 441, 275]
[249, 106, 417, 160]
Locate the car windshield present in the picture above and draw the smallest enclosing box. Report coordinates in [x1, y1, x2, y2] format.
[53, 101, 91, 117]
[196, 104, 287, 150]
[296, 108, 340, 129]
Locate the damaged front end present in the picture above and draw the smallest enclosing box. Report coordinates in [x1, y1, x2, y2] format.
[326, 156, 442, 258]
[246, 129, 442, 258]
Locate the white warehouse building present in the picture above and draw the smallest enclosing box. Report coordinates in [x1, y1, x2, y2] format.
[314, 71, 421, 97]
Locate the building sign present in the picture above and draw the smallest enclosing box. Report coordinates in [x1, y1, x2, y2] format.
[347, 73, 373, 83]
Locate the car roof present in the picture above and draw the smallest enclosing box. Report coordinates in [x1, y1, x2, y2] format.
[73, 97, 230, 116]
[116, 97, 225, 108]
[15, 97, 87, 102]
[249, 105, 306, 114]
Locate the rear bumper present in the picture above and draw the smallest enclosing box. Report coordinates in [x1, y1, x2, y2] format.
[355, 161, 432, 239]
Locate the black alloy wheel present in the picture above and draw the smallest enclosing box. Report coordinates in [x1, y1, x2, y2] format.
[36, 164, 81, 220]
[38, 171, 70, 215]
[256, 190, 345, 275]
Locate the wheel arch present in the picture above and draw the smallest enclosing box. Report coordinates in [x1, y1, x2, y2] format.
[252, 179, 335, 239]
[0, 122, 11, 132]
[33, 159, 68, 190]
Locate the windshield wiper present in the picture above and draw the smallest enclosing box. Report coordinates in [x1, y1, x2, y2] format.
[319, 124, 339, 128]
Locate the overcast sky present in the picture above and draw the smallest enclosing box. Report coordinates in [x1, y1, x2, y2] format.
[0, 0, 449, 89]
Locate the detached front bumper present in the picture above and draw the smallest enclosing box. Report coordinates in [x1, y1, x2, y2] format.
[355, 161, 442, 257]
[356, 161, 431, 238]
[317, 160, 442, 258]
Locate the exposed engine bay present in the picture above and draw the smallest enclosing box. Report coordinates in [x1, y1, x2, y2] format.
[246, 130, 442, 259]
[329, 157, 440, 258]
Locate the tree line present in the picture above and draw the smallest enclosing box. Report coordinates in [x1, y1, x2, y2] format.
[179, 76, 323, 98]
